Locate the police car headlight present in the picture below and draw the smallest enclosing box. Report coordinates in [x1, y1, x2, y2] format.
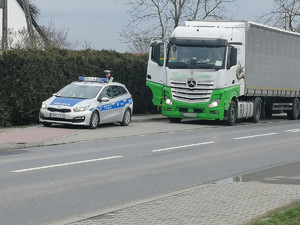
[41, 102, 47, 110]
[208, 99, 220, 108]
[73, 105, 89, 112]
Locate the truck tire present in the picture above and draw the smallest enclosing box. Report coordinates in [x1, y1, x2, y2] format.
[287, 98, 300, 120]
[168, 117, 182, 123]
[251, 98, 262, 123]
[226, 101, 237, 126]
[89, 111, 99, 129]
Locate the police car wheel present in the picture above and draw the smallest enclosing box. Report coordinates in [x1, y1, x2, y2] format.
[42, 122, 52, 127]
[120, 109, 131, 126]
[89, 111, 99, 129]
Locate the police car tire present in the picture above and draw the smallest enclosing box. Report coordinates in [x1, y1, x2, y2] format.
[89, 111, 99, 129]
[121, 109, 131, 126]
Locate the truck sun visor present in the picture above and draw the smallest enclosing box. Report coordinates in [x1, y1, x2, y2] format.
[169, 37, 228, 47]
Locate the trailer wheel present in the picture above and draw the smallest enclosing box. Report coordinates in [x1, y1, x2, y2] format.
[226, 101, 237, 126]
[168, 117, 182, 123]
[251, 98, 262, 123]
[287, 98, 300, 120]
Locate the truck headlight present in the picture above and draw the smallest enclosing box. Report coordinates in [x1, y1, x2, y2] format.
[73, 105, 89, 112]
[41, 102, 47, 110]
[208, 99, 220, 108]
[164, 96, 173, 105]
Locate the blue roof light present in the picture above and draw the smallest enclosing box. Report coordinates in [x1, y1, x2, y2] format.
[78, 76, 109, 83]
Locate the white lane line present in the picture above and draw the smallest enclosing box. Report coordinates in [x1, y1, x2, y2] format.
[11, 156, 123, 173]
[285, 129, 300, 133]
[234, 133, 278, 140]
[152, 141, 215, 153]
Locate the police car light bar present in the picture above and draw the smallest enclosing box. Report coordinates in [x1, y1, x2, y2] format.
[78, 76, 109, 83]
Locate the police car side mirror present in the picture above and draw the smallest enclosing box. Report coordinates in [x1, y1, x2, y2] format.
[99, 97, 110, 102]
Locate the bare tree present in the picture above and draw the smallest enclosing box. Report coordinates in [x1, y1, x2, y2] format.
[40, 21, 79, 49]
[28, 0, 40, 20]
[121, 0, 236, 53]
[258, 0, 300, 32]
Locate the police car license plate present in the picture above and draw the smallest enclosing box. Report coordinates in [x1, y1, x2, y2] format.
[50, 113, 65, 119]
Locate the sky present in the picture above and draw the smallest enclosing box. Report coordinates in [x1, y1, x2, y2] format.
[32, 0, 274, 52]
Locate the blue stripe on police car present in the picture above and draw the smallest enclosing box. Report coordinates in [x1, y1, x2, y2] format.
[97, 98, 132, 111]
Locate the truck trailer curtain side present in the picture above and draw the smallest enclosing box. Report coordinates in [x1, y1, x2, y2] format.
[245, 23, 300, 97]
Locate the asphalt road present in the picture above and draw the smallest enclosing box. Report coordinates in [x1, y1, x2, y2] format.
[0, 117, 300, 225]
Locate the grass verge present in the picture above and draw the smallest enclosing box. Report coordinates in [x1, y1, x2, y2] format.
[252, 202, 300, 225]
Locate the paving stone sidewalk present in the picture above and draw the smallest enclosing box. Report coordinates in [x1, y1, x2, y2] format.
[52, 182, 300, 225]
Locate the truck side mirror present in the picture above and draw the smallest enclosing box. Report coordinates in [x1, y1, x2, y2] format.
[151, 43, 164, 66]
[227, 47, 237, 69]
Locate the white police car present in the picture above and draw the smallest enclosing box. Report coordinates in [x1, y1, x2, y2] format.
[39, 77, 133, 129]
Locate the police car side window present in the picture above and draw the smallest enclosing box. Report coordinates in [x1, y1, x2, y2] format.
[118, 86, 127, 95]
[100, 87, 112, 99]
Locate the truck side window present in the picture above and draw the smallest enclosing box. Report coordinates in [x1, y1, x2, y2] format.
[151, 43, 164, 66]
[227, 46, 238, 69]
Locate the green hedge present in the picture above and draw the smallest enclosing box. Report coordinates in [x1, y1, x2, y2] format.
[0, 48, 155, 126]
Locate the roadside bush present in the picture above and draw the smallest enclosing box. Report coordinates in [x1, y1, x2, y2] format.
[0, 48, 155, 126]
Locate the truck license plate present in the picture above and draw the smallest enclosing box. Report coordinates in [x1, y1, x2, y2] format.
[183, 113, 197, 117]
[50, 113, 65, 119]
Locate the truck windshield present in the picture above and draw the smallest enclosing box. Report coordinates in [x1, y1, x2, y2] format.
[166, 44, 226, 70]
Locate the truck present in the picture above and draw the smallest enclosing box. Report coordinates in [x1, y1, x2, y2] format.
[146, 20, 300, 125]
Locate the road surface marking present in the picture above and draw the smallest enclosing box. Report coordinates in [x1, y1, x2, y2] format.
[284, 129, 300, 133]
[152, 141, 215, 153]
[234, 133, 278, 140]
[11, 156, 123, 173]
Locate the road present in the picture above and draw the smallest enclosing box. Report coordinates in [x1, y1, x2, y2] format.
[0, 118, 300, 225]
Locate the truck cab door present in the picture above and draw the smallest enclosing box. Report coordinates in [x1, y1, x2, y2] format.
[146, 41, 166, 106]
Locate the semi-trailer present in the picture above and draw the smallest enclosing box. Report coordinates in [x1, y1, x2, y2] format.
[146, 20, 300, 125]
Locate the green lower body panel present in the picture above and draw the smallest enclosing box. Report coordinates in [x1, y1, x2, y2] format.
[146, 81, 164, 106]
[161, 86, 240, 121]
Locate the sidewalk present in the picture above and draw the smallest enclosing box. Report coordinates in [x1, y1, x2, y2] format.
[52, 182, 300, 225]
[1, 115, 300, 225]
[0, 114, 166, 151]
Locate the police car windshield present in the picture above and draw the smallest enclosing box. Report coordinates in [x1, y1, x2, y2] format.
[56, 84, 101, 99]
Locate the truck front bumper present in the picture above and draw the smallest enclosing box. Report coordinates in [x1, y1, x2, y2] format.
[162, 102, 225, 120]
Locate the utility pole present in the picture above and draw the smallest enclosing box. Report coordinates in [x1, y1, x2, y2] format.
[23, 0, 36, 48]
[1, 0, 8, 51]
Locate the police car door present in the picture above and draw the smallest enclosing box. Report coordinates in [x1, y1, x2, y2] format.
[98, 86, 117, 123]
[111, 85, 127, 121]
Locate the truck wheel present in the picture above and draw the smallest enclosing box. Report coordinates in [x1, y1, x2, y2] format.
[251, 98, 261, 123]
[168, 117, 182, 123]
[89, 111, 99, 129]
[287, 98, 300, 120]
[120, 109, 131, 126]
[226, 101, 237, 126]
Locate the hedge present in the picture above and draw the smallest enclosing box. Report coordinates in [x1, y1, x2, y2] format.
[0, 48, 155, 126]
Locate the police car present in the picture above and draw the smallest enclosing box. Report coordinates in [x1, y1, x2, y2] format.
[39, 77, 133, 129]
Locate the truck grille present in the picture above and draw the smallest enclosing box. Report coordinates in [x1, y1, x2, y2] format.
[170, 80, 214, 103]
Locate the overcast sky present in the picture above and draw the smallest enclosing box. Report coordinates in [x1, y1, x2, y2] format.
[32, 0, 274, 52]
